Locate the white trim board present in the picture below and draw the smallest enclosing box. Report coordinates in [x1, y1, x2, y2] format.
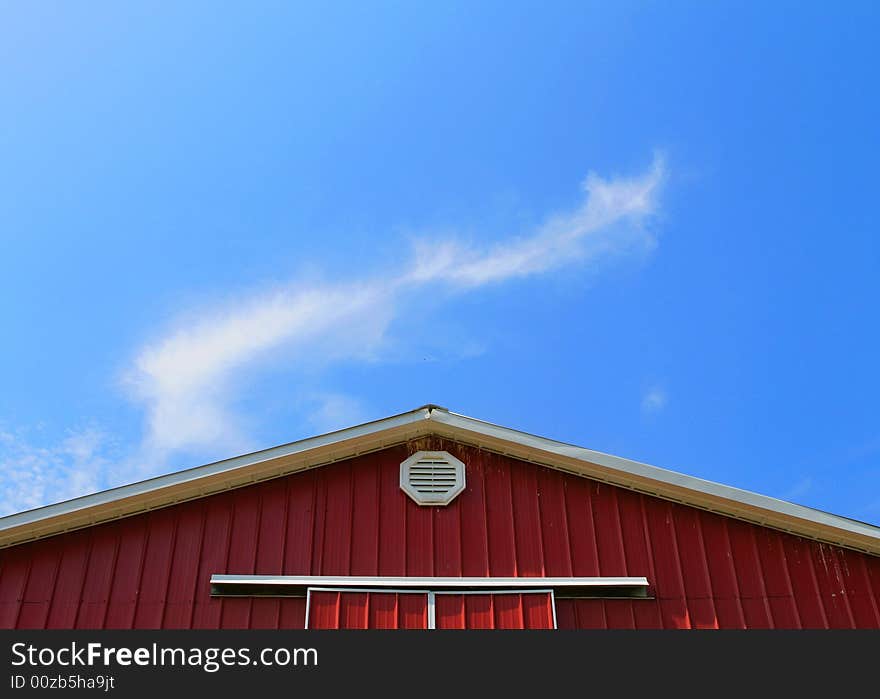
[210, 575, 650, 599]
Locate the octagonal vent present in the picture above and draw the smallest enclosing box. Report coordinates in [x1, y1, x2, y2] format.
[400, 451, 466, 506]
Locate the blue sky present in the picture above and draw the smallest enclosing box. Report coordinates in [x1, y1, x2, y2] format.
[1, 2, 878, 523]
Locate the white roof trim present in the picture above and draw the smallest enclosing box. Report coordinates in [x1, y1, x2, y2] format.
[1, 404, 879, 554]
[428, 409, 880, 548]
[210, 574, 650, 598]
[0, 406, 435, 547]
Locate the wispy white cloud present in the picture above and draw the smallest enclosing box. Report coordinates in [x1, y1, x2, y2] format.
[641, 386, 668, 414]
[408, 155, 665, 287]
[124, 282, 395, 461]
[0, 426, 113, 516]
[304, 393, 370, 434]
[0, 154, 666, 513]
[781, 476, 813, 503]
[127, 154, 664, 465]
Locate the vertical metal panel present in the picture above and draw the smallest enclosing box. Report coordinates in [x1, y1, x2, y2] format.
[310, 472, 328, 576]
[368, 591, 400, 629]
[340, 592, 369, 629]
[17, 540, 59, 629]
[397, 593, 427, 629]
[493, 592, 522, 628]
[484, 457, 516, 576]
[322, 463, 353, 576]
[783, 535, 828, 628]
[221, 489, 260, 629]
[869, 556, 880, 599]
[620, 494, 662, 629]
[522, 592, 555, 629]
[133, 509, 176, 629]
[75, 528, 118, 628]
[191, 498, 232, 629]
[283, 468, 315, 576]
[103, 517, 147, 629]
[378, 450, 406, 576]
[350, 456, 380, 576]
[536, 469, 572, 577]
[726, 519, 773, 628]
[465, 594, 493, 628]
[277, 598, 307, 629]
[841, 549, 880, 628]
[573, 599, 606, 629]
[308, 591, 342, 629]
[562, 475, 599, 576]
[251, 480, 288, 629]
[0, 547, 31, 628]
[698, 512, 746, 629]
[602, 601, 636, 629]
[405, 490, 434, 577]
[592, 484, 628, 576]
[510, 461, 545, 576]
[674, 506, 718, 628]
[435, 593, 461, 628]
[164, 505, 205, 629]
[45, 531, 90, 629]
[645, 500, 689, 628]
[1, 437, 879, 629]
[809, 544, 854, 628]
[754, 526, 801, 627]
[458, 448, 489, 577]
[433, 486, 462, 577]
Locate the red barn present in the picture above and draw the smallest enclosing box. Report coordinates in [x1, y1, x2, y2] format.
[1, 405, 879, 629]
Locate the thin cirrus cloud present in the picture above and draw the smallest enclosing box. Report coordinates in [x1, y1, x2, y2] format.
[126, 154, 666, 465]
[125, 281, 397, 459]
[0, 154, 666, 514]
[0, 426, 111, 516]
[408, 158, 665, 287]
[641, 386, 668, 414]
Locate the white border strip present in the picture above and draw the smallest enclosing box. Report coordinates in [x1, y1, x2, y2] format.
[211, 574, 648, 591]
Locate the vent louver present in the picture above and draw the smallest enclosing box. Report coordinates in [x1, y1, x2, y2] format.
[400, 451, 466, 506]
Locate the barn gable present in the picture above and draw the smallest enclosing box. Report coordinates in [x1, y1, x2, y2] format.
[1, 406, 879, 629]
[2, 405, 878, 554]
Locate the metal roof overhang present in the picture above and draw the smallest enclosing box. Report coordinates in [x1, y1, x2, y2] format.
[1, 404, 879, 555]
[209, 575, 651, 599]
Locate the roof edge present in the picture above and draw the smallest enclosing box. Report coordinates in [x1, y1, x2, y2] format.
[0, 406, 435, 548]
[1, 404, 879, 555]
[429, 409, 880, 555]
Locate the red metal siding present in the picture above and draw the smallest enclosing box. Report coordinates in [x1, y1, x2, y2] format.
[2, 437, 879, 629]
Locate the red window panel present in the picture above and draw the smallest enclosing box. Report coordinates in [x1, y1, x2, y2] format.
[306, 591, 428, 629]
[435, 593, 555, 629]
